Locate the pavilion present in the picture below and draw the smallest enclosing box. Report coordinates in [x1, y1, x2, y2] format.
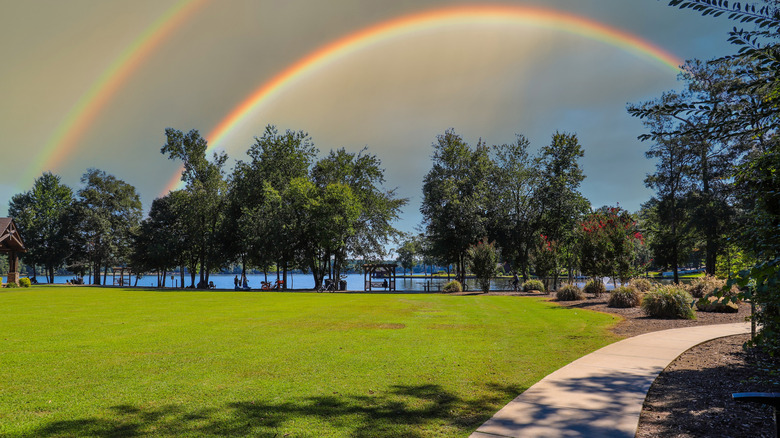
[0, 218, 26, 285]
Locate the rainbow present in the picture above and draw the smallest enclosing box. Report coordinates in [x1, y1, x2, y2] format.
[163, 4, 683, 194]
[23, 0, 209, 185]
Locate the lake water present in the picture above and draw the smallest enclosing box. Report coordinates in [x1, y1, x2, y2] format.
[45, 273, 673, 292]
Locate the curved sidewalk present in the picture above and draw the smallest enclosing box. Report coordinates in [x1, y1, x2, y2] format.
[471, 322, 751, 438]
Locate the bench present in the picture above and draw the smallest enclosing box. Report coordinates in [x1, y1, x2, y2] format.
[369, 281, 386, 289]
[732, 392, 780, 436]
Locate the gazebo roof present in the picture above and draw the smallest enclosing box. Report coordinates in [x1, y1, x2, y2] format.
[0, 218, 26, 253]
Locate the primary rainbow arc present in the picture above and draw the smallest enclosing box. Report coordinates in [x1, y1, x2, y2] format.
[163, 4, 683, 194]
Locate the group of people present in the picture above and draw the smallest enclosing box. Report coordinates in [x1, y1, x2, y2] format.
[233, 275, 251, 291]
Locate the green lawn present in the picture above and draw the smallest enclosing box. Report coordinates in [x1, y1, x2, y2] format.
[0, 287, 620, 437]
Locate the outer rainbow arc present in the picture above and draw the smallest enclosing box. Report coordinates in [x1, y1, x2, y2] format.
[24, 0, 209, 186]
[162, 4, 684, 195]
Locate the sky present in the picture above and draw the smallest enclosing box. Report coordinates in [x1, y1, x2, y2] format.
[0, 0, 737, 236]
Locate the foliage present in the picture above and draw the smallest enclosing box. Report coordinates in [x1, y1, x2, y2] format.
[467, 238, 500, 293]
[535, 132, 590, 284]
[556, 283, 585, 301]
[687, 274, 725, 298]
[725, 257, 780, 360]
[130, 193, 187, 286]
[421, 129, 491, 285]
[8, 172, 74, 283]
[485, 136, 541, 280]
[608, 286, 643, 308]
[311, 147, 407, 283]
[658, 0, 779, 362]
[629, 277, 653, 293]
[71, 169, 142, 285]
[641, 285, 696, 319]
[583, 279, 606, 297]
[5, 281, 18, 288]
[442, 280, 462, 293]
[18, 278, 31, 288]
[695, 296, 739, 313]
[161, 128, 228, 288]
[0, 288, 619, 437]
[579, 205, 645, 284]
[522, 279, 545, 292]
[533, 234, 558, 290]
[396, 235, 421, 275]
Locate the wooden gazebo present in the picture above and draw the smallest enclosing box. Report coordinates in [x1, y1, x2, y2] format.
[362, 263, 397, 292]
[0, 218, 26, 285]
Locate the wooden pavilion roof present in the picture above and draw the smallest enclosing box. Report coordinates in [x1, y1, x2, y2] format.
[0, 218, 26, 253]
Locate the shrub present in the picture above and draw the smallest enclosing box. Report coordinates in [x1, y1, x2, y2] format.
[641, 285, 696, 319]
[556, 283, 585, 301]
[629, 277, 653, 293]
[442, 280, 462, 293]
[522, 279, 545, 292]
[5, 281, 18, 288]
[18, 278, 31, 288]
[608, 286, 642, 308]
[686, 275, 725, 298]
[695, 296, 739, 313]
[583, 279, 606, 297]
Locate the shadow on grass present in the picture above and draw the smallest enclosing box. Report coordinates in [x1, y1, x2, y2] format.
[17, 383, 524, 437]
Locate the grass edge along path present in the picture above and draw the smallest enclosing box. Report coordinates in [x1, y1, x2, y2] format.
[0, 287, 620, 437]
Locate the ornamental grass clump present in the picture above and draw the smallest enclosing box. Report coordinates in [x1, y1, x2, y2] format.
[628, 277, 653, 293]
[686, 275, 725, 298]
[442, 280, 462, 293]
[608, 286, 642, 308]
[583, 279, 606, 297]
[522, 279, 545, 292]
[556, 283, 585, 301]
[641, 285, 696, 319]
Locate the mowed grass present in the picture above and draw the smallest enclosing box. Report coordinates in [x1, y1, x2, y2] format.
[0, 287, 620, 437]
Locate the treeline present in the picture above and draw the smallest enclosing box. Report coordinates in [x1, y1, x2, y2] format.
[10, 126, 406, 288]
[396, 129, 646, 290]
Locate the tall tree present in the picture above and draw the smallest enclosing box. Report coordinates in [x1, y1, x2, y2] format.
[73, 169, 142, 285]
[161, 128, 227, 288]
[421, 129, 492, 286]
[486, 135, 541, 281]
[227, 126, 317, 287]
[535, 132, 589, 286]
[8, 172, 74, 283]
[130, 192, 187, 287]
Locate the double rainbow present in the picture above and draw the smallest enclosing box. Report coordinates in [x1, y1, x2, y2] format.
[19, 2, 682, 197]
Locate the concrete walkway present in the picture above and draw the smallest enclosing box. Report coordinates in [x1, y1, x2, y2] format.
[471, 322, 751, 438]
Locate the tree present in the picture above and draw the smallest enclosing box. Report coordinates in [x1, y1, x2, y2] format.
[657, 0, 780, 361]
[396, 235, 421, 275]
[629, 96, 700, 283]
[579, 206, 644, 285]
[486, 135, 541, 281]
[535, 132, 589, 286]
[467, 238, 501, 293]
[8, 172, 74, 283]
[227, 126, 317, 287]
[73, 169, 142, 285]
[130, 193, 187, 287]
[421, 129, 492, 286]
[161, 128, 227, 288]
[311, 147, 406, 287]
